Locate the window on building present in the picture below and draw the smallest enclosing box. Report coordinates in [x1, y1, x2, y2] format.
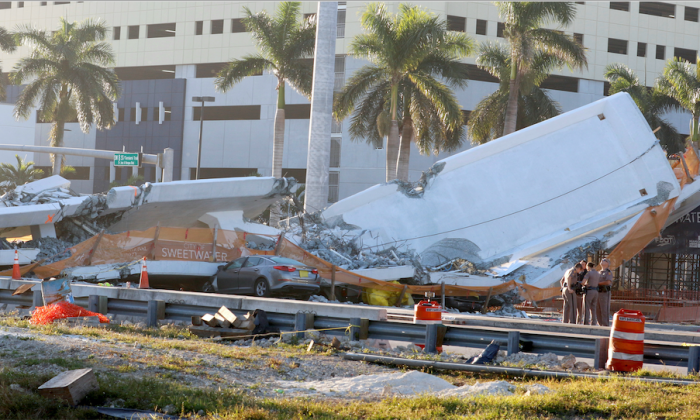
[609, 2, 630, 12]
[446, 15, 466, 32]
[330, 138, 341, 168]
[540, 75, 579, 92]
[17, 2, 24, 7]
[130, 107, 147, 122]
[328, 172, 339, 203]
[117, 108, 124, 122]
[128, 25, 139, 40]
[607, 38, 628, 55]
[40, 1, 47, 5]
[152, 106, 171, 121]
[603, 81, 611, 96]
[337, 9, 346, 38]
[674, 47, 697, 63]
[147, 23, 176, 38]
[115, 65, 176, 80]
[476, 19, 487, 35]
[54, 1, 69, 4]
[113, 26, 121, 40]
[211, 19, 223, 34]
[195, 21, 203, 35]
[686, 6, 699, 22]
[0, 2, 11, 9]
[574, 33, 584, 46]
[639, 2, 676, 18]
[285, 104, 311, 119]
[462, 64, 499, 83]
[637, 42, 647, 57]
[497, 22, 505, 38]
[62, 166, 90, 180]
[656, 44, 665, 60]
[335, 55, 345, 73]
[231, 18, 246, 33]
[192, 105, 261, 121]
[575, 1, 585, 4]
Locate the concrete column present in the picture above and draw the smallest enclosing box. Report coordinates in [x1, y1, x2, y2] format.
[162, 148, 174, 182]
[304, 1, 338, 213]
[109, 161, 116, 183]
[30, 223, 57, 239]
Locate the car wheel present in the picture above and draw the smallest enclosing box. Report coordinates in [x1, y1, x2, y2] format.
[254, 278, 270, 297]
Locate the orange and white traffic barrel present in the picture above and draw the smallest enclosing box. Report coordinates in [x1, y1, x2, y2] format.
[414, 292, 443, 324]
[606, 309, 645, 372]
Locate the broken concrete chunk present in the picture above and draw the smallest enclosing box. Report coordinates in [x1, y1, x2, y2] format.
[201, 313, 219, 328]
[213, 313, 231, 329]
[37, 368, 99, 406]
[216, 306, 238, 326]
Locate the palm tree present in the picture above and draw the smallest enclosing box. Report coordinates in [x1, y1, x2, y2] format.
[215, 2, 315, 226]
[0, 154, 44, 193]
[467, 42, 561, 144]
[11, 18, 119, 175]
[495, 2, 587, 136]
[0, 27, 17, 100]
[605, 63, 683, 154]
[658, 57, 700, 145]
[334, 3, 473, 182]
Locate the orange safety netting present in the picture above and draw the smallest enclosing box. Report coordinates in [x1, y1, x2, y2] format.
[606, 145, 700, 271]
[30, 301, 110, 325]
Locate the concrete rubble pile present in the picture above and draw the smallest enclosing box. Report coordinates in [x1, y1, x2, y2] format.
[287, 214, 418, 271]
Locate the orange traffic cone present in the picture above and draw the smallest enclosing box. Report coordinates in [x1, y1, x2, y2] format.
[11, 249, 21, 280]
[139, 257, 149, 289]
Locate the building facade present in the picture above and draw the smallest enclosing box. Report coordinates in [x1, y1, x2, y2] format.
[0, 1, 695, 200]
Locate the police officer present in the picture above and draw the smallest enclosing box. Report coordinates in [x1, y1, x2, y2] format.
[596, 258, 613, 326]
[575, 260, 587, 324]
[561, 263, 583, 324]
[582, 262, 600, 325]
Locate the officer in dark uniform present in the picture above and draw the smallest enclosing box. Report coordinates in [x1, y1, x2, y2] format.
[575, 260, 587, 324]
[597, 258, 613, 326]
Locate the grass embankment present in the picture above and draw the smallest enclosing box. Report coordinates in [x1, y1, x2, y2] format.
[1, 315, 700, 419]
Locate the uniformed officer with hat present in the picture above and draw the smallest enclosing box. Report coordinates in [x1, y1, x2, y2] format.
[597, 258, 613, 326]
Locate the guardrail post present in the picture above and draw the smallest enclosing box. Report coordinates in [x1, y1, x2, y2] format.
[425, 323, 440, 354]
[294, 312, 307, 340]
[349, 317, 361, 341]
[146, 300, 158, 328]
[359, 318, 369, 340]
[157, 301, 166, 320]
[594, 337, 609, 370]
[98, 296, 108, 315]
[688, 346, 700, 375]
[507, 331, 520, 355]
[88, 295, 98, 313]
[32, 290, 42, 309]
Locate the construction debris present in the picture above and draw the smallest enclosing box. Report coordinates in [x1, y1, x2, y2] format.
[189, 306, 257, 338]
[37, 368, 99, 406]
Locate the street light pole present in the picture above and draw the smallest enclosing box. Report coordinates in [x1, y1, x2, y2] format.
[192, 96, 215, 180]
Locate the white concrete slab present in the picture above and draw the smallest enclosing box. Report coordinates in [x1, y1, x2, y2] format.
[0, 249, 39, 265]
[351, 266, 415, 281]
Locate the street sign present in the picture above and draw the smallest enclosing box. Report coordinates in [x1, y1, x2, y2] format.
[114, 153, 139, 167]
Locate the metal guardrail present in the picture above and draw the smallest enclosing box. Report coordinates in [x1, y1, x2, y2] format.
[4, 289, 700, 374]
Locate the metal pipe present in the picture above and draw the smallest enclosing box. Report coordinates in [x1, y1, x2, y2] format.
[341, 353, 700, 386]
[0, 144, 158, 164]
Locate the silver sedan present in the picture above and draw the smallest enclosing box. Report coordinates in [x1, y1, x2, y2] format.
[207, 256, 321, 299]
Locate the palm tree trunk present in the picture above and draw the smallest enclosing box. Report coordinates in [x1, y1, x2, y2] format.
[691, 113, 700, 145]
[503, 63, 521, 136]
[396, 117, 413, 182]
[304, 1, 337, 214]
[50, 120, 65, 176]
[269, 80, 286, 227]
[386, 83, 400, 182]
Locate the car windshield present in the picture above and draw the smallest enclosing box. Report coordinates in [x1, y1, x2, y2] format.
[269, 257, 304, 266]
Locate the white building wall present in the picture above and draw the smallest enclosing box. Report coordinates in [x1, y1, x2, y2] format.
[0, 103, 35, 166]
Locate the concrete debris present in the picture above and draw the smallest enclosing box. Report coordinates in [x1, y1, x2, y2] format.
[15, 237, 76, 263]
[287, 214, 417, 272]
[277, 370, 549, 398]
[498, 352, 561, 369]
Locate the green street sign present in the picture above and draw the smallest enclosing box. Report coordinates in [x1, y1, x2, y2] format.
[114, 152, 139, 167]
